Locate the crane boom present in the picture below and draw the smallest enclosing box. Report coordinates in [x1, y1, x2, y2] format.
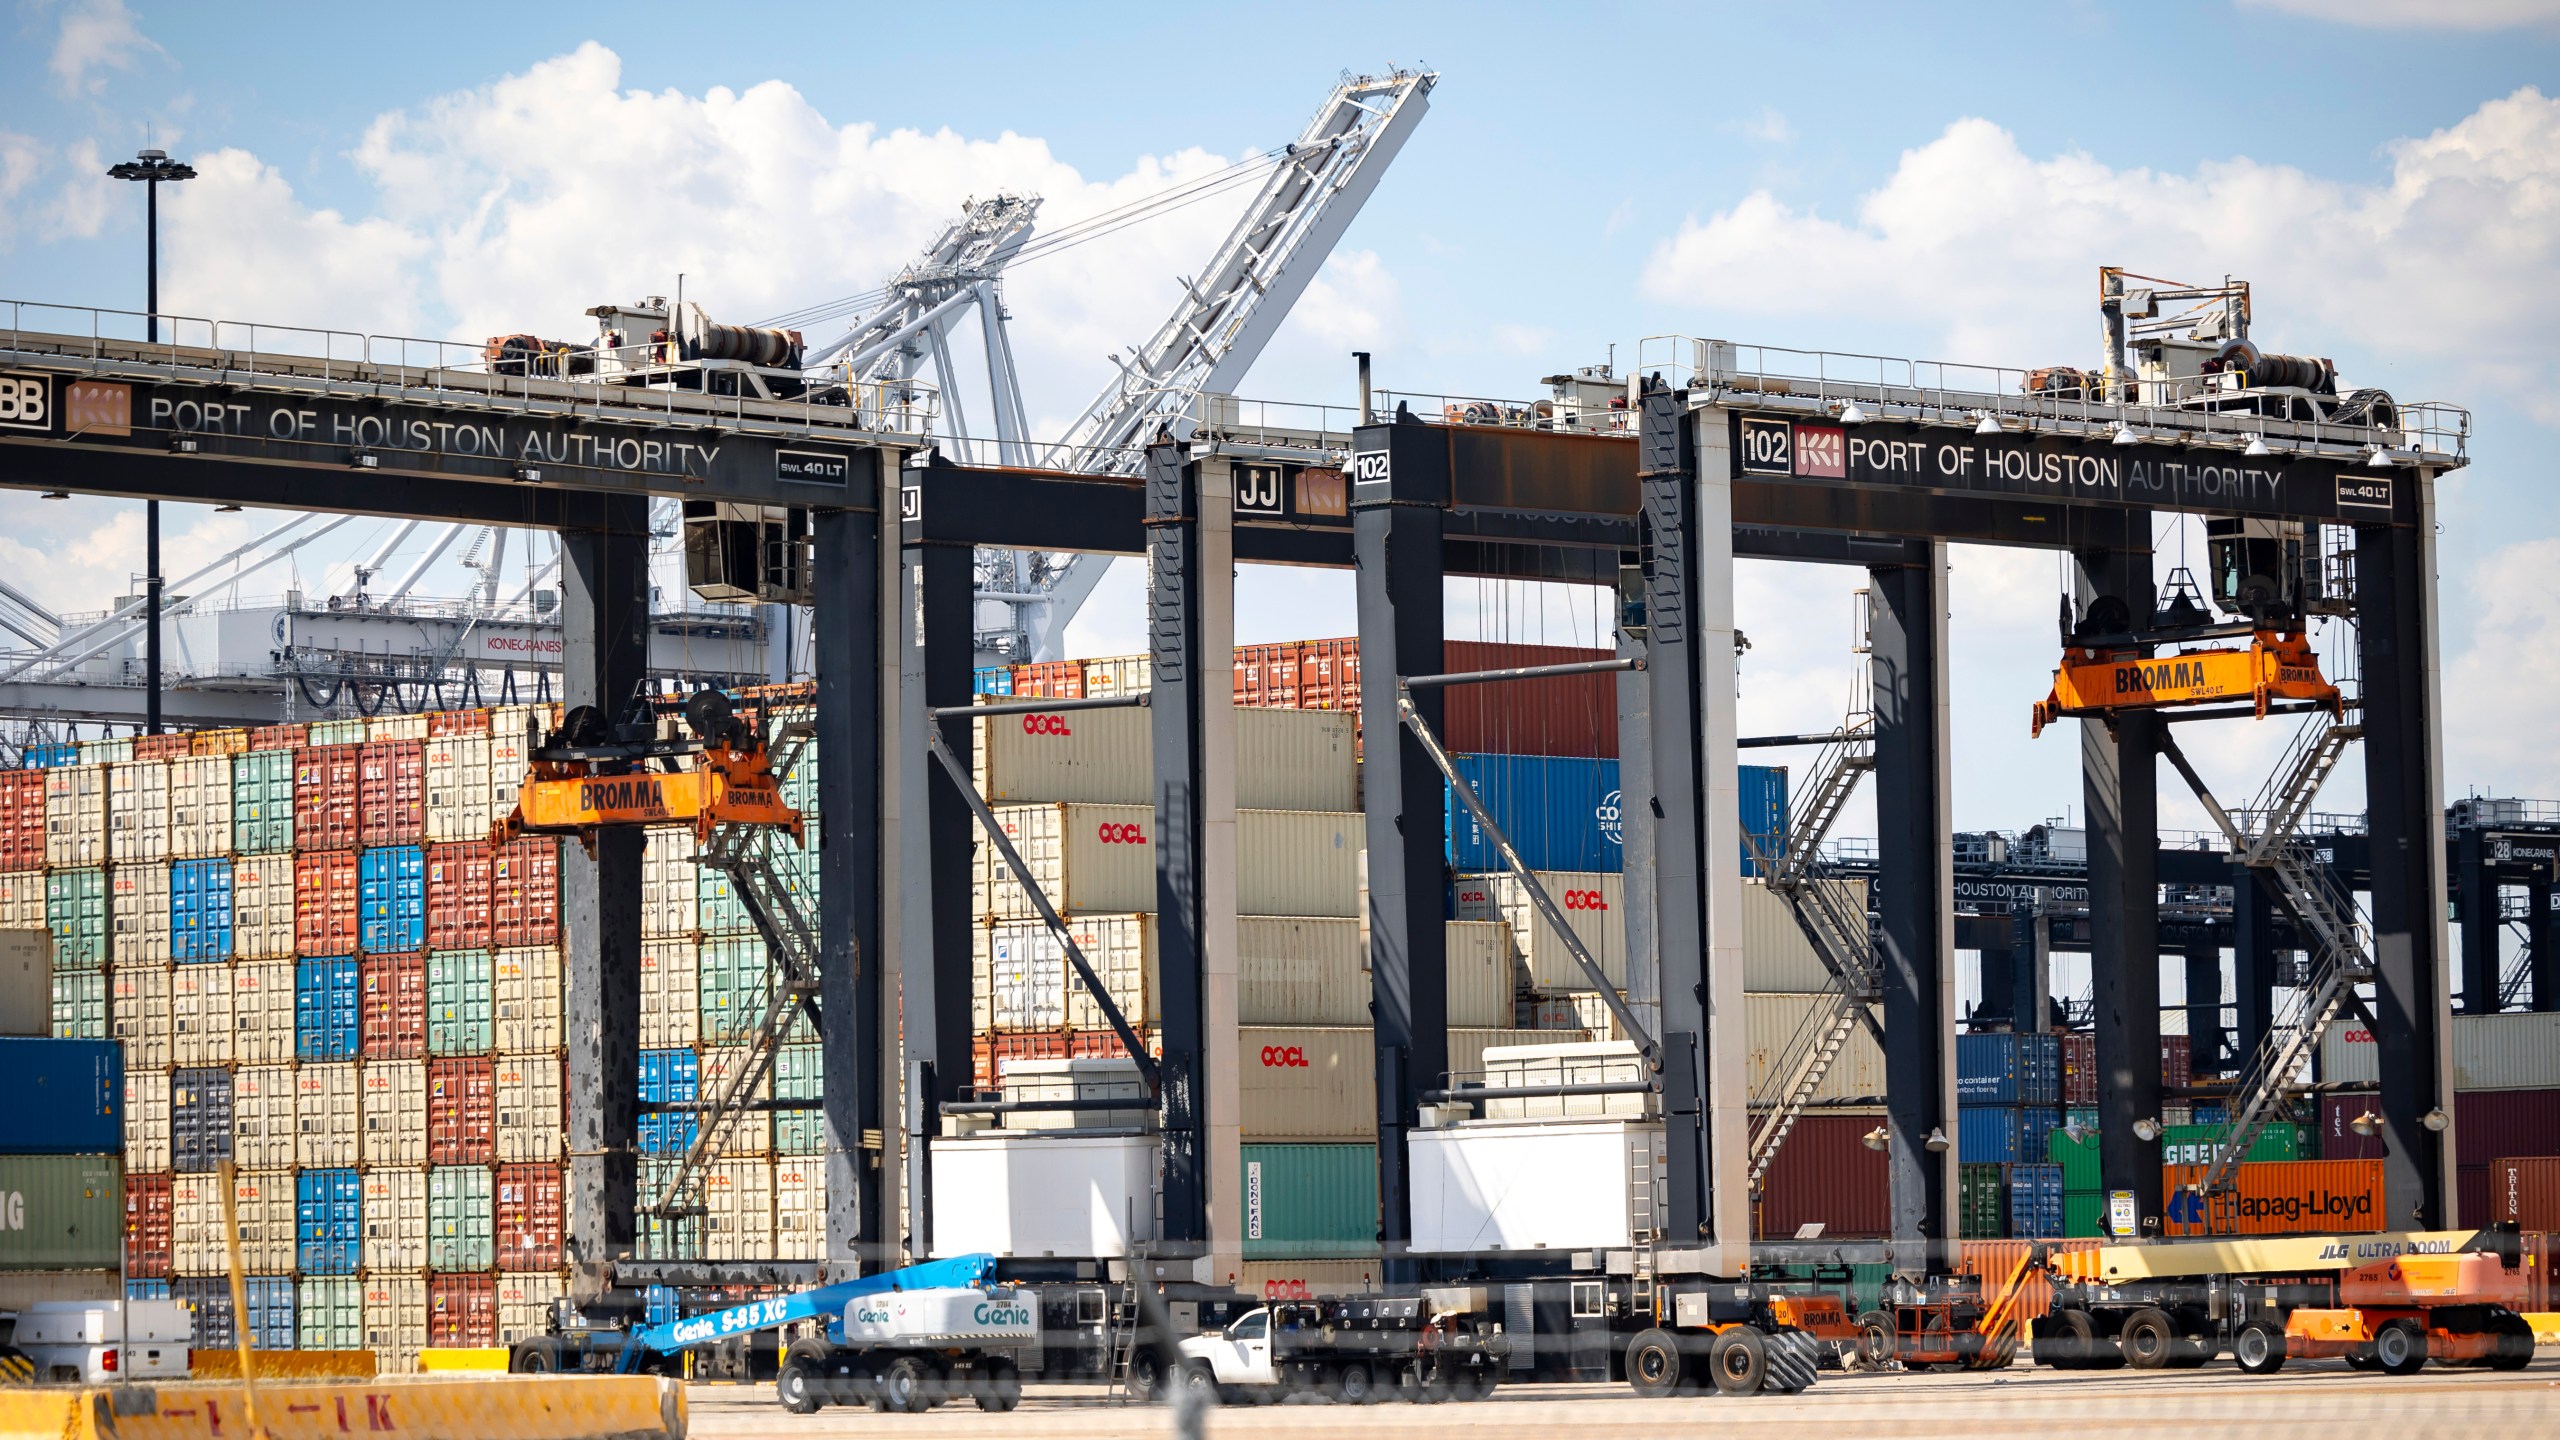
[615, 1253, 998, 1369]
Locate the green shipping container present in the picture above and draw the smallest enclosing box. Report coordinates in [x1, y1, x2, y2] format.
[1241, 1143, 1378, 1258]
[699, 937, 809, 1046]
[1957, 1163, 2005, 1239]
[427, 1165, 493, 1271]
[699, 848, 816, 936]
[233, 751, 296, 855]
[1756, 1261, 1893, 1316]
[636, 1159, 700, 1261]
[0, 1154, 122, 1269]
[52, 971, 105, 1039]
[2063, 1190, 2107, 1238]
[426, 950, 493, 1055]
[46, 868, 107, 971]
[2048, 1123, 2300, 1190]
[299, 1274, 363, 1350]
[772, 1044, 823, 1155]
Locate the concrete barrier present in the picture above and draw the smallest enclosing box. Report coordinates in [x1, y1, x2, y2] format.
[190, 1351, 379, 1379]
[416, 1348, 510, 1372]
[0, 1375, 685, 1440]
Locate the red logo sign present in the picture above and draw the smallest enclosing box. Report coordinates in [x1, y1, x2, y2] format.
[1563, 889, 1608, 911]
[1097, 823, 1148, 844]
[1021, 714, 1073, 736]
[1795, 424, 1846, 479]
[1260, 1045, 1308, 1068]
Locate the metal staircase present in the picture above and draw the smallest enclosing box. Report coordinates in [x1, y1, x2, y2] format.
[644, 722, 828, 1224]
[2159, 711, 2372, 1196]
[1746, 715, 1882, 1187]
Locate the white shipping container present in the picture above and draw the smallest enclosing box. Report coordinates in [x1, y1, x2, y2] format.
[232, 1168, 297, 1273]
[363, 1058, 429, 1166]
[123, 1067, 170, 1171]
[108, 760, 170, 863]
[0, 929, 40, 1036]
[170, 1174, 224, 1275]
[230, 960, 297, 1065]
[1456, 871, 1623, 992]
[1410, 1119, 1666, 1254]
[232, 1065, 299, 1170]
[697, 1047, 772, 1156]
[703, 1157, 775, 1261]
[494, 945, 562, 1052]
[111, 863, 172, 966]
[166, 756, 233, 859]
[493, 1051, 563, 1163]
[931, 1131, 1155, 1260]
[110, 961, 172, 1069]
[1746, 992, 1889, 1105]
[2320, 1009, 2560, 1091]
[489, 707, 545, 823]
[44, 765, 108, 867]
[363, 1170, 430, 1272]
[973, 705, 1356, 811]
[0, 874, 43, 931]
[366, 713, 429, 743]
[1238, 1026, 1376, 1140]
[1441, 922, 1520, 1029]
[170, 962, 233, 1066]
[975, 805, 1360, 919]
[362, 1270, 428, 1375]
[496, 1273, 564, 1344]
[424, 734, 495, 843]
[772, 1158, 826, 1260]
[1079, 655, 1150, 696]
[297, 1061, 361, 1167]
[640, 939, 699, 1049]
[640, 828, 700, 938]
[1478, 1039, 1653, 1120]
[1740, 879, 1866, 993]
[230, 855, 297, 960]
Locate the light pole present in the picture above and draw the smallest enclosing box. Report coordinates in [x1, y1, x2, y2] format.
[107, 147, 196, 735]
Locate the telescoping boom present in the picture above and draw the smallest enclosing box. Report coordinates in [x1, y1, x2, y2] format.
[613, 1253, 998, 1371]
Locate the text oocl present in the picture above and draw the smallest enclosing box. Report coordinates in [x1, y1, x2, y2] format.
[1096, 823, 1148, 844]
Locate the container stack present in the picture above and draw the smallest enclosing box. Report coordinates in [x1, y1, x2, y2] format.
[2320, 1010, 2560, 1228]
[1954, 1031, 2062, 1238]
[0, 1028, 126, 1288]
[0, 710, 568, 1370]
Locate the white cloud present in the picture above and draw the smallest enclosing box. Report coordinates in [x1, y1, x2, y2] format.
[1741, 107, 1793, 144]
[45, 139, 109, 242]
[167, 148, 436, 339]
[2445, 537, 2560, 796]
[2238, 0, 2560, 27]
[0, 132, 42, 246]
[50, 0, 159, 95]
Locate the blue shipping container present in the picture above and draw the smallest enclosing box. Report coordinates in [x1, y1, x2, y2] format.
[170, 858, 234, 963]
[1956, 1105, 2063, 1166]
[294, 958, 361, 1060]
[20, 744, 76, 769]
[638, 1049, 699, 1155]
[1444, 756, 1788, 876]
[171, 1066, 232, 1172]
[0, 1038, 122, 1153]
[296, 1168, 362, 1275]
[1738, 764, 1789, 879]
[2004, 1162, 2065, 1238]
[972, 666, 1014, 697]
[1956, 1032, 2062, 1106]
[242, 1276, 296, 1351]
[359, 846, 426, 953]
[126, 1279, 172, 1301]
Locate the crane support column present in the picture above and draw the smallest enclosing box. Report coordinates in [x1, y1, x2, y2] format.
[2233, 871, 2279, 1062]
[2456, 826, 2499, 1014]
[2184, 939, 2225, 1075]
[814, 482, 887, 1271]
[1868, 544, 1956, 1271]
[2077, 517, 2163, 1231]
[559, 493, 650, 1268]
[1617, 623, 1661, 1042]
[897, 474, 981, 1258]
[1640, 390, 1747, 1273]
[2531, 879, 2557, 1012]
[2355, 501, 2456, 1228]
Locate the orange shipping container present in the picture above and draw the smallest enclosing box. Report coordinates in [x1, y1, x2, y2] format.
[295, 850, 360, 956]
[2160, 1160, 2385, 1237]
[249, 723, 305, 752]
[1957, 1238, 2104, 1328]
[191, 728, 251, 757]
[294, 745, 362, 851]
[427, 1273, 496, 1349]
[0, 770, 44, 872]
[134, 734, 193, 761]
[359, 740, 427, 846]
[2488, 1156, 2560, 1232]
[427, 842, 494, 952]
[493, 838, 559, 946]
[428, 709, 490, 738]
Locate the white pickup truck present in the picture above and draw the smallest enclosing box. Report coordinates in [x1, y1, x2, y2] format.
[1176, 1297, 1505, 1404]
[10, 1300, 192, 1384]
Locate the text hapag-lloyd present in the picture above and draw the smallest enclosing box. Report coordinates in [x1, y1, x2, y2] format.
[1849, 436, 2286, 502]
[146, 397, 721, 478]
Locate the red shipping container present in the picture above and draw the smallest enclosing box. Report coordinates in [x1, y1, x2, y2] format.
[2061, 1032, 2191, 1104]
[295, 851, 360, 957]
[2160, 1035, 2193, 1090]
[1299, 638, 1357, 711]
[249, 723, 306, 752]
[361, 954, 426, 1058]
[0, 769, 45, 871]
[1010, 661, 1087, 699]
[495, 1163, 566, 1271]
[428, 1274, 497, 1348]
[2458, 1164, 2491, 1231]
[1753, 1114, 1890, 1240]
[125, 1172, 173, 1278]
[972, 1028, 1162, 1091]
[428, 1056, 497, 1164]
[426, 842, 494, 952]
[294, 745, 362, 851]
[133, 734, 193, 762]
[2455, 1088, 2560, 1166]
[492, 838, 559, 947]
[2319, 1093, 2386, 1160]
[358, 739, 426, 846]
[428, 709, 490, 738]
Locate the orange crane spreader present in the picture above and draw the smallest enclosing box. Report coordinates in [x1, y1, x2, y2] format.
[2031, 628, 2341, 737]
[493, 689, 804, 852]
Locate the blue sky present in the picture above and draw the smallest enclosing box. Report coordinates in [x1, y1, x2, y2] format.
[5, 0, 2559, 833]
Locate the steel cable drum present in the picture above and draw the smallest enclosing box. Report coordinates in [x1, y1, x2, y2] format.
[693, 321, 803, 368]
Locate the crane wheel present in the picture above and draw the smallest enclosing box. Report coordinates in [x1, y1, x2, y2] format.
[2233, 1322, 2287, 1375]
[1764, 1331, 1819, 1393]
[1626, 1328, 1685, 1399]
[2371, 1320, 2428, 1376]
[2120, 1308, 2180, 1370]
[1708, 1326, 1769, 1396]
[1856, 1311, 1898, 1369]
[2485, 1314, 2535, 1372]
[971, 1357, 1022, 1413]
[880, 1355, 934, 1413]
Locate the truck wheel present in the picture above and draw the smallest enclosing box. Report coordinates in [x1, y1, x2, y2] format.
[2486, 1314, 2535, 1371]
[972, 1357, 1022, 1413]
[1626, 1327, 1686, 1398]
[513, 1348, 552, 1374]
[776, 1357, 826, 1415]
[1180, 1362, 1223, 1405]
[2233, 1322, 2287, 1375]
[1456, 1363, 1498, 1401]
[1855, 1311, 1897, 1369]
[2372, 1320, 2427, 1376]
[2120, 1308, 2180, 1370]
[1708, 1326, 1768, 1396]
[2342, 1352, 2377, 1372]
[880, 1355, 933, 1414]
[1127, 1349, 1163, 1402]
[1331, 1359, 1378, 1404]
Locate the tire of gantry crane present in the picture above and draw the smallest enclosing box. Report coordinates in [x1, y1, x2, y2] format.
[879, 1355, 934, 1414]
[1331, 1358, 1379, 1405]
[2485, 1314, 2536, 1371]
[776, 1356, 825, 1415]
[2371, 1319, 2428, 1377]
[1855, 1311, 1898, 1370]
[1127, 1349, 1163, 1402]
[1708, 1326, 1770, 1396]
[1763, 1333, 1816, 1394]
[1626, 1327, 1687, 1399]
[2119, 1308, 2181, 1370]
[2232, 1321, 2287, 1375]
[972, 1356, 1022, 1413]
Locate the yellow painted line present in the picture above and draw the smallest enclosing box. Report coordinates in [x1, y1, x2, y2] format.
[0, 1376, 685, 1440]
[190, 1350, 379, 1379]
[416, 1348, 512, 1372]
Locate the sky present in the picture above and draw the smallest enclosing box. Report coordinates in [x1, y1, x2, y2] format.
[4, 0, 2559, 837]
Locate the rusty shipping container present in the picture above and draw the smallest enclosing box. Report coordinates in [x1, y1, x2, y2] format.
[2487, 1156, 2560, 1231]
[0, 770, 44, 871]
[294, 850, 360, 957]
[495, 1162, 564, 1271]
[426, 842, 494, 951]
[359, 740, 427, 846]
[1753, 1112, 1890, 1240]
[427, 1055, 496, 1164]
[2160, 1160, 2385, 1237]
[125, 1170, 173, 1277]
[2320, 1088, 2560, 1165]
[294, 745, 362, 851]
[492, 838, 559, 946]
[362, 954, 427, 1058]
[428, 1273, 496, 1349]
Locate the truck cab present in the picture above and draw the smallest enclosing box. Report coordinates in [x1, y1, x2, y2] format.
[1179, 1308, 1278, 1389]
